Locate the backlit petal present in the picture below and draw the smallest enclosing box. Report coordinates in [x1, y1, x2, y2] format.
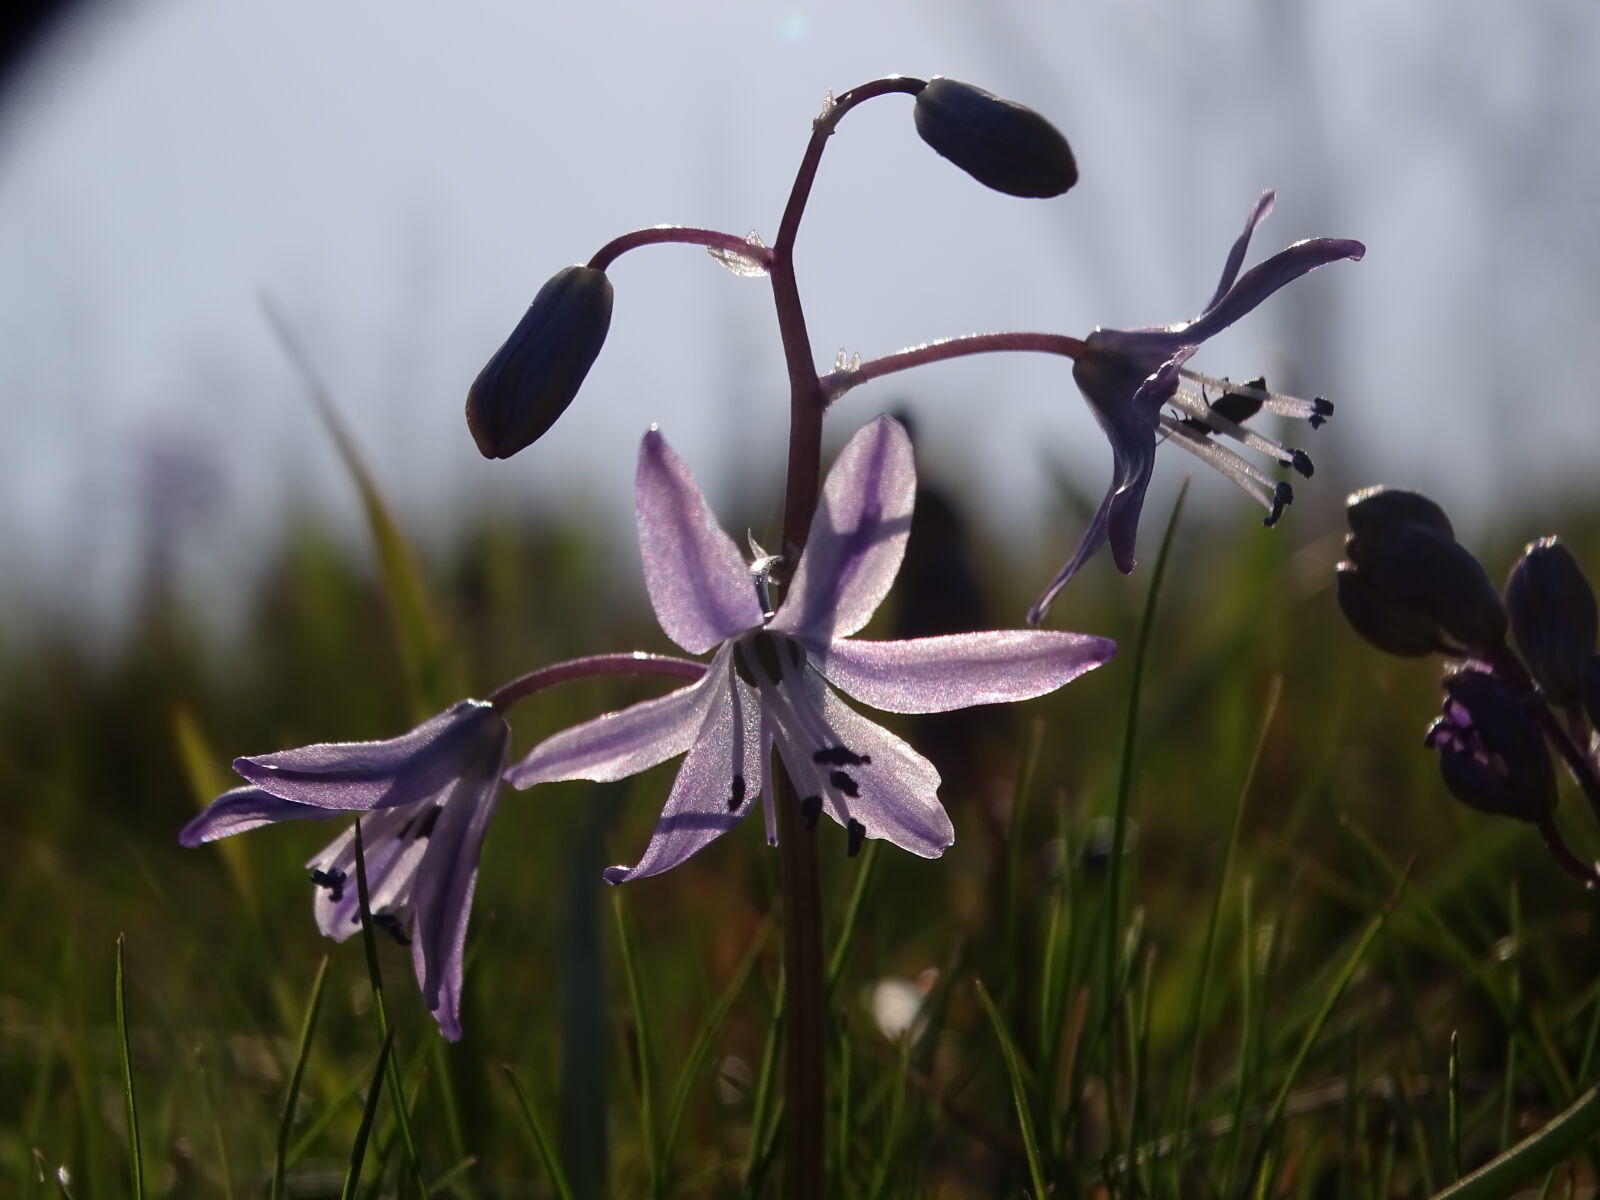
[636, 428, 763, 654]
[1203, 190, 1274, 313]
[816, 629, 1115, 714]
[233, 701, 505, 812]
[603, 667, 763, 884]
[179, 786, 338, 846]
[506, 660, 722, 787]
[772, 415, 915, 643]
[1183, 236, 1366, 346]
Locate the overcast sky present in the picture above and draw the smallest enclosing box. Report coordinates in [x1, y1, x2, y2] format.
[3, 0, 1597, 638]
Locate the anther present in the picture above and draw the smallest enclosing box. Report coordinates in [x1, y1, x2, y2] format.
[1290, 449, 1314, 478]
[800, 795, 823, 830]
[729, 774, 746, 811]
[1309, 397, 1334, 429]
[829, 770, 861, 798]
[1264, 481, 1294, 528]
[309, 867, 347, 902]
[373, 911, 411, 946]
[846, 819, 867, 858]
[813, 746, 871, 767]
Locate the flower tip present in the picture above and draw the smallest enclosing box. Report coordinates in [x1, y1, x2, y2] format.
[601, 865, 631, 886]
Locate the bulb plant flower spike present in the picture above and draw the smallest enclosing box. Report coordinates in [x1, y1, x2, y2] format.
[180, 700, 510, 1041]
[1030, 191, 1365, 621]
[509, 415, 1115, 882]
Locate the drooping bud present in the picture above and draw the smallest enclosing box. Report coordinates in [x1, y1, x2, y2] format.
[1425, 669, 1556, 821]
[1346, 523, 1506, 652]
[912, 77, 1077, 199]
[1581, 653, 1600, 732]
[465, 265, 614, 459]
[1335, 562, 1438, 657]
[1345, 486, 1455, 542]
[1505, 538, 1598, 709]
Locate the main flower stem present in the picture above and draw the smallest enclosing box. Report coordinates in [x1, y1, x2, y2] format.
[766, 74, 923, 1198]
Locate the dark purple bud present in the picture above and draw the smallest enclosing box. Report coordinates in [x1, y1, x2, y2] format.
[465, 265, 614, 459]
[913, 77, 1077, 199]
[1336, 562, 1438, 657]
[1581, 653, 1600, 731]
[1346, 524, 1506, 652]
[1426, 669, 1555, 821]
[1345, 487, 1455, 542]
[1506, 538, 1597, 709]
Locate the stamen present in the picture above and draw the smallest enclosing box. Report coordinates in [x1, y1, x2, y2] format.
[846, 819, 867, 857]
[309, 867, 347, 902]
[1290, 449, 1314, 479]
[729, 773, 746, 811]
[813, 746, 871, 767]
[829, 770, 861, 798]
[373, 911, 411, 946]
[1265, 481, 1294, 528]
[1308, 397, 1333, 429]
[1159, 417, 1277, 510]
[800, 795, 823, 830]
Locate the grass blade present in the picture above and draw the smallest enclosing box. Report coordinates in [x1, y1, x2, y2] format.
[114, 934, 144, 1200]
[1174, 675, 1281, 1182]
[662, 922, 772, 1164]
[273, 954, 331, 1200]
[612, 891, 660, 1193]
[503, 1066, 576, 1200]
[975, 979, 1048, 1199]
[826, 839, 880, 993]
[339, 1028, 395, 1200]
[351, 821, 426, 1193]
[1429, 1083, 1600, 1200]
[260, 295, 459, 715]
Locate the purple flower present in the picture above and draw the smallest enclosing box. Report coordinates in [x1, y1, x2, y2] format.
[508, 415, 1115, 883]
[180, 699, 510, 1041]
[1031, 191, 1365, 622]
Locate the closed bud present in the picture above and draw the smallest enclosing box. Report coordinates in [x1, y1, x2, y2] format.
[1345, 486, 1454, 542]
[1581, 653, 1600, 732]
[1336, 562, 1438, 656]
[1346, 523, 1506, 652]
[466, 265, 614, 459]
[913, 77, 1077, 199]
[1505, 538, 1597, 709]
[1425, 669, 1556, 821]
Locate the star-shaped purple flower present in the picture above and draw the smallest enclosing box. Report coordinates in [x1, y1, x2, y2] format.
[508, 415, 1116, 882]
[1031, 191, 1365, 622]
[180, 699, 510, 1041]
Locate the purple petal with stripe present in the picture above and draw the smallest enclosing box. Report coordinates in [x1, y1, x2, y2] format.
[636, 428, 764, 654]
[816, 629, 1116, 714]
[179, 786, 341, 846]
[603, 670, 763, 884]
[506, 662, 720, 787]
[771, 415, 915, 644]
[1203, 190, 1274, 312]
[233, 700, 506, 812]
[1183, 236, 1366, 345]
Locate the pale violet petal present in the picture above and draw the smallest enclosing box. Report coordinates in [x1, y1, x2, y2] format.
[408, 745, 504, 1041]
[603, 670, 763, 884]
[771, 415, 915, 644]
[233, 700, 505, 812]
[307, 805, 432, 942]
[1202, 190, 1274, 313]
[505, 658, 723, 787]
[804, 681, 954, 858]
[636, 428, 764, 654]
[815, 630, 1117, 714]
[179, 786, 339, 846]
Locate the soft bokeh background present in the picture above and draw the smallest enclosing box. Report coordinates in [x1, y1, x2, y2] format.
[3, 0, 1598, 643]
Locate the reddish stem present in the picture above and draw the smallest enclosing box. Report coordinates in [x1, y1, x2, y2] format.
[487, 652, 704, 712]
[588, 226, 775, 273]
[824, 330, 1087, 403]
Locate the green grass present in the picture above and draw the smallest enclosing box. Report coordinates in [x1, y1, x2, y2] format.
[6, 475, 1600, 1197]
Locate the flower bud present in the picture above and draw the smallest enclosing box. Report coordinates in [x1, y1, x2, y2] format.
[1580, 653, 1600, 732]
[912, 77, 1077, 199]
[1345, 486, 1454, 542]
[1346, 524, 1506, 652]
[1505, 538, 1597, 709]
[465, 265, 614, 459]
[1425, 669, 1555, 821]
[1335, 562, 1438, 657]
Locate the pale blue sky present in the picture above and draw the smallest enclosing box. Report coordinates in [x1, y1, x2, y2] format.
[2, 0, 1596, 637]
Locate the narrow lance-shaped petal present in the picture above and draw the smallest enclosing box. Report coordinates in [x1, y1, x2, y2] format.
[636, 428, 765, 654]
